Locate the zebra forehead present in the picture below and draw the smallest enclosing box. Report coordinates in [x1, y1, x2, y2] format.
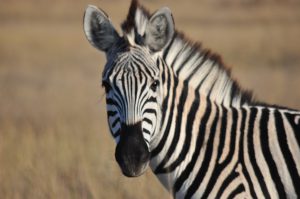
[104, 46, 159, 79]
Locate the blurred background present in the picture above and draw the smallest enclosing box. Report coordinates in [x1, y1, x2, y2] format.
[0, 0, 299, 198]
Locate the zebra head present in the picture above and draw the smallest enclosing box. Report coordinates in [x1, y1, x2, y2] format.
[83, 5, 174, 177]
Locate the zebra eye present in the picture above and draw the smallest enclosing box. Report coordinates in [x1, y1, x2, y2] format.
[102, 81, 112, 93]
[150, 80, 159, 92]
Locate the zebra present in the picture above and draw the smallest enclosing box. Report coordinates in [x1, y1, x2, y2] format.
[83, 0, 300, 198]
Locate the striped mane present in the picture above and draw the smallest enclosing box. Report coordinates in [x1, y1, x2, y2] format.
[122, 0, 254, 107]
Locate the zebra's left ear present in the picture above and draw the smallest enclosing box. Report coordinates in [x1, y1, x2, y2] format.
[83, 5, 120, 52]
[145, 7, 174, 52]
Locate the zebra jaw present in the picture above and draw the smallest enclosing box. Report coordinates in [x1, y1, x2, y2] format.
[115, 122, 151, 177]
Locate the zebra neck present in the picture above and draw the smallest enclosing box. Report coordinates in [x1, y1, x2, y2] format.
[150, 91, 223, 196]
[162, 33, 253, 108]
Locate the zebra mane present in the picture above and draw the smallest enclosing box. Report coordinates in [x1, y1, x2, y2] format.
[122, 0, 254, 107]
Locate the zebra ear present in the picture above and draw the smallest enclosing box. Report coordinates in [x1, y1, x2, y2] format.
[145, 7, 174, 52]
[83, 5, 120, 52]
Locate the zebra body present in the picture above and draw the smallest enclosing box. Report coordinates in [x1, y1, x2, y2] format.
[153, 86, 300, 198]
[152, 56, 300, 198]
[83, 1, 300, 198]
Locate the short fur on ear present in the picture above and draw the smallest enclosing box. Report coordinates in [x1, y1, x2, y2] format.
[145, 7, 174, 52]
[83, 5, 120, 52]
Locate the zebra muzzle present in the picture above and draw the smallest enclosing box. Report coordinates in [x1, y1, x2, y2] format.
[115, 122, 150, 177]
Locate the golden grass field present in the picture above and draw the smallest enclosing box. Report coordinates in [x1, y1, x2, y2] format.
[0, 0, 300, 198]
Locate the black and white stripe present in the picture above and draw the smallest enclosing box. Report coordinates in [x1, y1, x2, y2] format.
[151, 84, 300, 198]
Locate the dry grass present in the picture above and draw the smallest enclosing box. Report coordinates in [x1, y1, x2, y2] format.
[0, 0, 300, 198]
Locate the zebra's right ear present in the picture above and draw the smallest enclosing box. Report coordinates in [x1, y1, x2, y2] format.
[83, 5, 120, 52]
[145, 7, 175, 52]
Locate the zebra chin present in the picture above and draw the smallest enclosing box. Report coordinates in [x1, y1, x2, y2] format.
[115, 122, 151, 177]
[116, 158, 149, 177]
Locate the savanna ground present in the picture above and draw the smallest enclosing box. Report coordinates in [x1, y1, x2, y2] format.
[0, 0, 300, 198]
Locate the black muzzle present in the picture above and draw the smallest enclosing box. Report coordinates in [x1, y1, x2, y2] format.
[115, 122, 150, 177]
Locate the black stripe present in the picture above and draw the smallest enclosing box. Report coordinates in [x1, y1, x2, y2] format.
[143, 118, 152, 126]
[155, 81, 189, 173]
[132, 70, 140, 117]
[129, 72, 133, 103]
[147, 97, 157, 103]
[143, 128, 151, 135]
[151, 77, 178, 158]
[163, 61, 172, 106]
[227, 184, 245, 199]
[159, 59, 166, 84]
[113, 129, 120, 138]
[112, 89, 125, 116]
[142, 108, 157, 116]
[162, 33, 176, 60]
[107, 116, 120, 138]
[206, 62, 219, 97]
[132, 51, 149, 74]
[107, 110, 118, 117]
[144, 139, 150, 145]
[112, 77, 126, 115]
[105, 57, 119, 78]
[239, 108, 257, 198]
[284, 112, 300, 150]
[202, 106, 235, 198]
[260, 108, 286, 198]
[195, 62, 214, 91]
[248, 108, 271, 199]
[184, 53, 211, 84]
[106, 98, 122, 115]
[138, 72, 148, 108]
[135, 49, 157, 75]
[121, 74, 129, 120]
[222, 107, 238, 164]
[138, 65, 143, 82]
[132, 65, 139, 98]
[170, 44, 186, 71]
[136, 70, 148, 113]
[173, 98, 211, 195]
[217, 106, 227, 160]
[163, 92, 200, 173]
[184, 103, 220, 199]
[112, 66, 127, 114]
[215, 170, 239, 198]
[150, 96, 169, 157]
[173, 46, 192, 74]
[106, 98, 118, 106]
[141, 101, 157, 113]
[133, 57, 153, 77]
[274, 110, 300, 196]
[176, 47, 199, 76]
[111, 118, 120, 128]
[156, 58, 160, 70]
[106, 97, 120, 108]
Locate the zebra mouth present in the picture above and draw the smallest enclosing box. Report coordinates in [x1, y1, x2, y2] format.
[115, 122, 151, 177]
[115, 144, 150, 177]
[117, 157, 150, 177]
